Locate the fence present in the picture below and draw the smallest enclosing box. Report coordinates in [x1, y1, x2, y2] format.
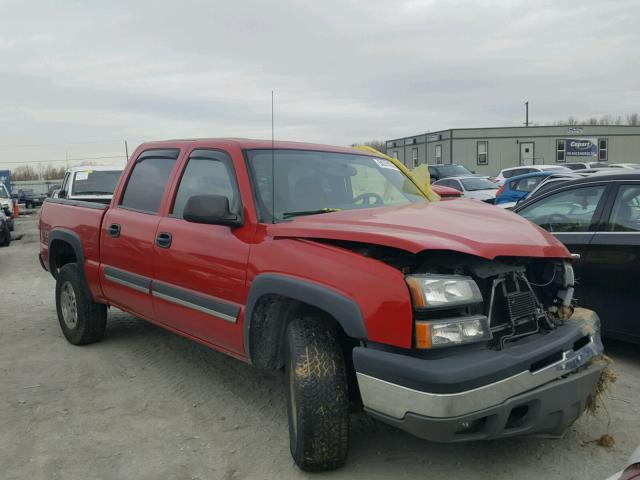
[12, 179, 64, 195]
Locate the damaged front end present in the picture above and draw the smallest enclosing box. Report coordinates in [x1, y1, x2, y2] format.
[340, 245, 606, 442]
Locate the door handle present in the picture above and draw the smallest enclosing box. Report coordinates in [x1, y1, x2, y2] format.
[156, 232, 172, 249]
[108, 223, 121, 238]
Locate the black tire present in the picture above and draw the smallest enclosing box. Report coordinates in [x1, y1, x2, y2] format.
[55, 263, 107, 345]
[0, 227, 9, 247]
[25, 201, 32, 209]
[284, 317, 349, 471]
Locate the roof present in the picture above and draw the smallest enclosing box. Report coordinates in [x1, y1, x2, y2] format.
[67, 165, 124, 172]
[135, 138, 376, 156]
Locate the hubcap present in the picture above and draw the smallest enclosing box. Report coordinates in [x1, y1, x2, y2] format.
[60, 281, 78, 329]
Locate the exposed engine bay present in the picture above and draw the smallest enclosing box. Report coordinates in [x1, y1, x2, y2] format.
[318, 240, 576, 350]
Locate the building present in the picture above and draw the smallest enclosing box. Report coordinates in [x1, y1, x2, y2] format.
[386, 125, 640, 176]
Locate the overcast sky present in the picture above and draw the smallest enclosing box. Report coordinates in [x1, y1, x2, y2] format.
[1, 0, 639, 170]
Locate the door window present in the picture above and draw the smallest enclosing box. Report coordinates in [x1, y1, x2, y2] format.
[513, 176, 543, 193]
[172, 150, 239, 218]
[608, 185, 640, 232]
[519, 185, 606, 232]
[120, 149, 179, 213]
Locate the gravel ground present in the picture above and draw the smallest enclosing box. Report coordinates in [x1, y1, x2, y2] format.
[1, 214, 639, 480]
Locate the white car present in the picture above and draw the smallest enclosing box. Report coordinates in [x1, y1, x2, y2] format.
[433, 176, 499, 203]
[58, 165, 123, 203]
[563, 161, 610, 170]
[0, 182, 14, 231]
[609, 163, 640, 170]
[493, 165, 571, 185]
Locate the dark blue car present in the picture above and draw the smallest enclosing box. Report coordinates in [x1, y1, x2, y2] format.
[495, 171, 555, 206]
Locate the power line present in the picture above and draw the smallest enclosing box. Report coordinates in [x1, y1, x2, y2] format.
[0, 155, 125, 165]
[0, 140, 127, 149]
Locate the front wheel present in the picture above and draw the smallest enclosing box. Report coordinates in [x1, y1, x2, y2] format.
[284, 317, 350, 471]
[55, 263, 107, 345]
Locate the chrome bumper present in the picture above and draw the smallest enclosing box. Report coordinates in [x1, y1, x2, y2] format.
[357, 334, 603, 420]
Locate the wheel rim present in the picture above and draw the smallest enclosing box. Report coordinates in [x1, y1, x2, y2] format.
[60, 281, 78, 329]
[289, 356, 298, 437]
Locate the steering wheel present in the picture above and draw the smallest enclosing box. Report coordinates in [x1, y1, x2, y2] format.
[353, 192, 384, 206]
[546, 213, 572, 232]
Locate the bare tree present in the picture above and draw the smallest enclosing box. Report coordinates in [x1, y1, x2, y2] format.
[11, 165, 39, 181]
[627, 113, 639, 126]
[567, 116, 579, 125]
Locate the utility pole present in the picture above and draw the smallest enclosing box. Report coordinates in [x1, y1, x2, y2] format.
[124, 140, 129, 163]
[524, 101, 530, 127]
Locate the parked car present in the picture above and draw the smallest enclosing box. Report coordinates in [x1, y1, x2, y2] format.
[431, 184, 463, 199]
[514, 170, 640, 343]
[40, 139, 604, 471]
[433, 176, 498, 203]
[57, 166, 123, 203]
[0, 182, 14, 231]
[0, 209, 10, 247]
[609, 163, 640, 170]
[493, 165, 571, 185]
[524, 172, 587, 203]
[495, 171, 557, 206]
[427, 163, 477, 182]
[47, 184, 62, 197]
[564, 161, 610, 170]
[13, 188, 46, 209]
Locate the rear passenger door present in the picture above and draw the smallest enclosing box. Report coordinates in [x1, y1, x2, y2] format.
[151, 148, 251, 355]
[100, 149, 180, 320]
[586, 182, 640, 341]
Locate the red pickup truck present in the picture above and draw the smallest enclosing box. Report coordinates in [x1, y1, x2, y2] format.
[40, 139, 604, 471]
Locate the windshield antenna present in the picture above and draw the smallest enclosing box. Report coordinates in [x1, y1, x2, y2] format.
[271, 90, 275, 224]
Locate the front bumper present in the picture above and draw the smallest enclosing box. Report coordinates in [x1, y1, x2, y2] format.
[354, 309, 604, 441]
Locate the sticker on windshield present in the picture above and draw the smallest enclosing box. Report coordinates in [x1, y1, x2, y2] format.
[373, 158, 399, 170]
[75, 172, 89, 181]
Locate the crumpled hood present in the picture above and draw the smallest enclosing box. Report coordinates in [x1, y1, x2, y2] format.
[267, 200, 570, 260]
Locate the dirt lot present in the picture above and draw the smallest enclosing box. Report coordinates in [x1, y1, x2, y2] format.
[1, 213, 639, 480]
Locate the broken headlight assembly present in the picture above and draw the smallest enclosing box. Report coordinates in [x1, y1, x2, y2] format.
[406, 274, 491, 349]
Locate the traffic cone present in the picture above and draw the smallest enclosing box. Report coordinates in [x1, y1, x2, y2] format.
[13, 199, 19, 218]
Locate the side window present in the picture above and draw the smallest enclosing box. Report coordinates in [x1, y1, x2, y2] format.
[61, 172, 70, 192]
[514, 176, 543, 193]
[172, 150, 239, 218]
[477, 141, 488, 165]
[608, 185, 640, 232]
[598, 138, 608, 161]
[435, 145, 443, 164]
[120, 149, 179, 213]
[556, 140, 566, 162]
[519, 185, 606, 232]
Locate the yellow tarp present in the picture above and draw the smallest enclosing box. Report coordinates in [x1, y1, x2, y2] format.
[353, 145, 440, 202]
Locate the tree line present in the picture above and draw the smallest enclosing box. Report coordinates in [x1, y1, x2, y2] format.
[9, 161, 100, 181]
[554, 113, 639, 126]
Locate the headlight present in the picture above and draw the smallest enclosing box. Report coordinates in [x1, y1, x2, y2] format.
[406, 274, 483, 309]
[415, 315, 492, 349]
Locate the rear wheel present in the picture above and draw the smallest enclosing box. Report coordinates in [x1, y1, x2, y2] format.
[284, 317, 350, 471]
[55, 263, 107, 345]
[0, 225, 10, 247]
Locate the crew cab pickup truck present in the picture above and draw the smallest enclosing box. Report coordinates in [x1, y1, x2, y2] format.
[39, 139, 605, 471]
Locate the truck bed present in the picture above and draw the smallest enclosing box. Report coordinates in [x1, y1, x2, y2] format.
[39, 198, 109, 301]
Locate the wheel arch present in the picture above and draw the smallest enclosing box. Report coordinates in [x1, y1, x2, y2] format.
[244, 274, 367, 369]
[48, 229, 93, 301]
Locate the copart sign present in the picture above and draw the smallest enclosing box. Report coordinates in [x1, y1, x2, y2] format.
[566, 138, 598, 157]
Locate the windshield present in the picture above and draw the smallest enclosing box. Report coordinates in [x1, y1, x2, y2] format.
[246, 149, 426, 222]
[72, 170, 122, 195]
[437, 165, 472, 176]
[461, 178, 499, 191]
[0, 185, 8, 198]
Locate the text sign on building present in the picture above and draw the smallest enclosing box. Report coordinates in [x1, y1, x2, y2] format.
[565, 138, 598, 158]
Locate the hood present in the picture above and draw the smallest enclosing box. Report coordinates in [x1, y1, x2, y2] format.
[268, 200, 569, 260]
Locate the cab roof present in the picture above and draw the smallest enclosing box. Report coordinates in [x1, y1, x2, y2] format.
[136, 138, 381, 156]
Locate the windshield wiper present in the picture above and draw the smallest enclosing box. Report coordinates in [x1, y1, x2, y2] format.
[282, 208, 341, 219]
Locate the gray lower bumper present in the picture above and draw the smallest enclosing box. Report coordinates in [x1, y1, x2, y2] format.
[365, 362, 603, 442]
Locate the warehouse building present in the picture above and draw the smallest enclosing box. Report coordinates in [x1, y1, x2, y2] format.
[386, 125, 640, 176]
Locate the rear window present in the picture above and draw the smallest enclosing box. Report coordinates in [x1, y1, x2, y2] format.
[120, 149, 179, 213]
[72, 170, 122, 195]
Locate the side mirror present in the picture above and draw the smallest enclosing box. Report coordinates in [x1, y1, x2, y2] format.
[183, 194, 242, 227]
[58, 190, 66, 198]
